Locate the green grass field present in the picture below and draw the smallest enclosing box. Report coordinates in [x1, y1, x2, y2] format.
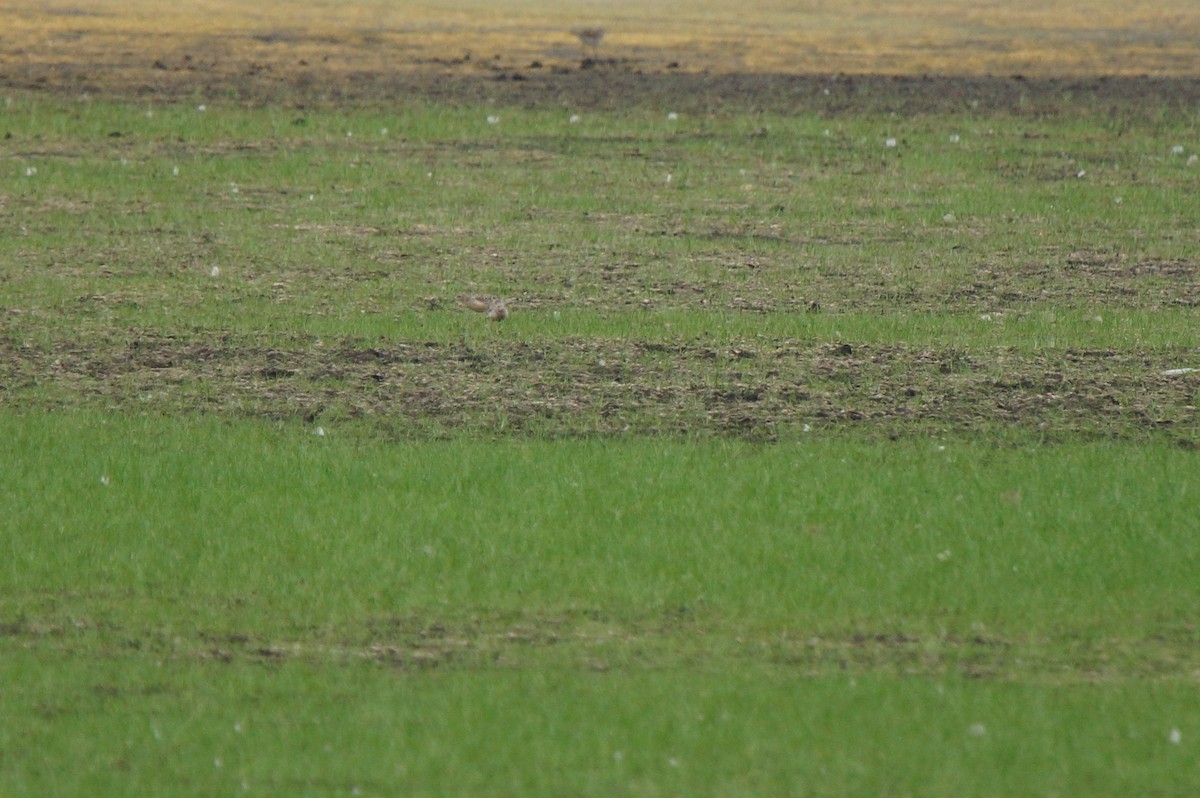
[2, 77, 1199, 795]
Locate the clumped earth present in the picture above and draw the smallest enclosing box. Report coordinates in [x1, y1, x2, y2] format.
[3, 330, 1197, 442]
[7, 53, 1200, 116]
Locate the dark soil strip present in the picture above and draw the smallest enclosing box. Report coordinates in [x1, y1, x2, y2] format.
[4, 332, 1197, 441]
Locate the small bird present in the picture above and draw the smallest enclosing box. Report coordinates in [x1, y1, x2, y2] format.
[571, 27, 605, 59]
[457, 294, 508, 321]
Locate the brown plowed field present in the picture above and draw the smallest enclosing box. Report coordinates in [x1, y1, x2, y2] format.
[3, 0, 1199, 108]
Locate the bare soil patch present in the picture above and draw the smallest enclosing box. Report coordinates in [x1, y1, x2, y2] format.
[8, 608, 1193, 682]
[4, 329, 1197, 442]
[2, 1, 1199, 112]
[5, 57, 1200, 117]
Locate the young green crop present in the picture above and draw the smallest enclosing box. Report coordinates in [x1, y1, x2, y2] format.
[2, 413, 1198, 796]
[2, 92, 1198, 797]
